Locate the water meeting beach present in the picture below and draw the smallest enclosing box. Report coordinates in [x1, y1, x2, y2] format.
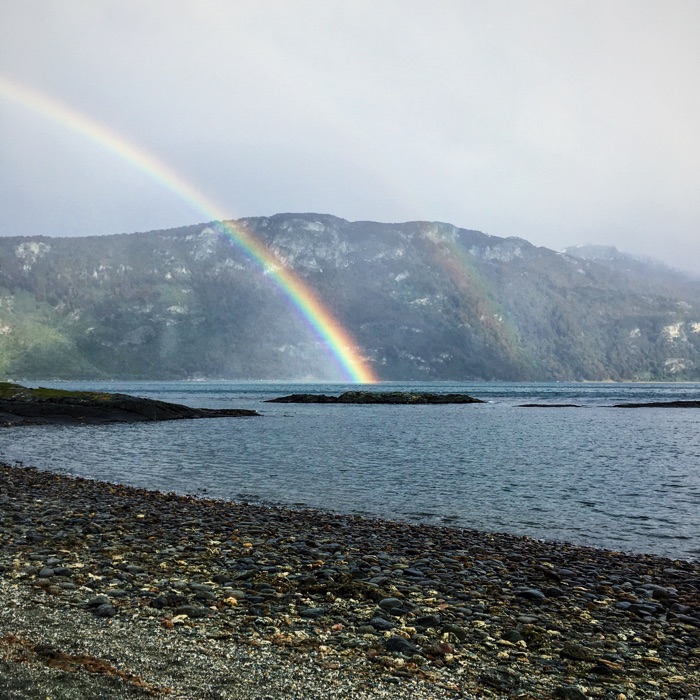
[0, 462, 698, 699]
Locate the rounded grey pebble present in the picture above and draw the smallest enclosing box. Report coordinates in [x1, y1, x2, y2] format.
[502, 629, 525, 643]
[94, 603, 116, 618]
[369, 616, 396, 630]
[515, 587, 546, 601]
[553, 686, 588, 700]
[385, 636, 419, 655]
[414, 613, 441, 627]
[174, 604, 209, 619]
[86, 594, 111, 607]
[443, 623, 468, 641]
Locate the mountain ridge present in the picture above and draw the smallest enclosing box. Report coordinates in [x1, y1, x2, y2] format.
[2, 213, 700, 382]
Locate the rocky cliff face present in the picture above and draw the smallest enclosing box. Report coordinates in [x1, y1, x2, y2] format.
[2, 213, 700, 381]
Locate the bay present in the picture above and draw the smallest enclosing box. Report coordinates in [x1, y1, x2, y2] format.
[2, 380, 699, 560]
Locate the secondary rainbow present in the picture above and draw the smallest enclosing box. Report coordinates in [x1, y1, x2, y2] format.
[0, 75, 378, 383]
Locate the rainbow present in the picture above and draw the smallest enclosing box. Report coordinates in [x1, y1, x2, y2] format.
[0, 75, 378, 383]
[419, 223, 524, 364]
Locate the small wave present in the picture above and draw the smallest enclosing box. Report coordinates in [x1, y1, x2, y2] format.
[405, 511, 439, 518]
[236, 492, 261, 501]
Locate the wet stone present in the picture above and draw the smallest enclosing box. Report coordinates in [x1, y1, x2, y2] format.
[553, 686, 588, 700]
[443, 623, 468, 641]
[369, 617, 396, 631]
[502, 629, 525, 644]
[378, 597, 404, 612]
[544, 586, 567, 598]
[109, 589, 129, 598]
[480, 667, 520, 691]
[414, 613, 441, 627]
[94, 603, 116, 618]
[423, 642, 453, 657]
[560, 642, 597, 661]
[2, 462, 700, 700]
[85, 594, 111, 608]
[384, 636, 418, 655]
[515, 587, 547, 601]
[174, 605, 210, 619]
[676, 614, 700, 627]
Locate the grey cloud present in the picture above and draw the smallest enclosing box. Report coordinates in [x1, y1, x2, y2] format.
[1, 0, 699, 271]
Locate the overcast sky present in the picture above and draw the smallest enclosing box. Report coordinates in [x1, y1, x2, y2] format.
[1, 1, 699, 271]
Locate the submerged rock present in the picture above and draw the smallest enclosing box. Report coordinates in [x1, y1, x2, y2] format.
[266, 391, 484, 404]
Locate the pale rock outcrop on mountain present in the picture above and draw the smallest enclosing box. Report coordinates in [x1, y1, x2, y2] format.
[1, 213, 699, 381]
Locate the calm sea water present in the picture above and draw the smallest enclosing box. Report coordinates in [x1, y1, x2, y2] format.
[2, 381, 699, 560]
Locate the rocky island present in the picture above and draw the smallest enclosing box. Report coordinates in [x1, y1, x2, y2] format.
[0, 383, 259, 426]
[266, 391, 485, 404]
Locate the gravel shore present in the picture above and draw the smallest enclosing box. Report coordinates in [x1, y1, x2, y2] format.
[0, 462, 698, 699]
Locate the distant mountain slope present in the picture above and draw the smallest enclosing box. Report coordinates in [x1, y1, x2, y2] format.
[2, 214, 700, 381]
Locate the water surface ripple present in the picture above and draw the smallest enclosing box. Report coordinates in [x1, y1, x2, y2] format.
[2, 381, 699, 559]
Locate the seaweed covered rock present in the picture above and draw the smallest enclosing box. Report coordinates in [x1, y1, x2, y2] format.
[0, 383, 259, 425]
[266, 391, 484, 404]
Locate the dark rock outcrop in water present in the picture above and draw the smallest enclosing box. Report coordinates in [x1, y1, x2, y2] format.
[518, 403, 583, 408]
[266, 391, 484, 404]
[0, 382, 259, 426]
[520, 400, 700, 408]
[613, 400, 700, 408]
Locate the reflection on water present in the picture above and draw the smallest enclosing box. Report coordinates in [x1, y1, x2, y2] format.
[2, 381, 699, 559]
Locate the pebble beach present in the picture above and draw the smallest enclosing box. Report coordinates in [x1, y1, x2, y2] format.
[0, 462, 698, 699]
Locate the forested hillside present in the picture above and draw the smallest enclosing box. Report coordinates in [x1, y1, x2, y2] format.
[2, 214, 700, 381]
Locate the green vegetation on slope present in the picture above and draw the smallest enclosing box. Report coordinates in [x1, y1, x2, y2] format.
[2, 215, 700, 381]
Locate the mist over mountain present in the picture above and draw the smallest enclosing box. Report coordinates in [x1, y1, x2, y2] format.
[2, 213, 700, 382]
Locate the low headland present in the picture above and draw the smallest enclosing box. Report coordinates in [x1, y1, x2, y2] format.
[0, 463, 698, 699]
[0, 382, 259, 426]
[518, 402, 700, 408]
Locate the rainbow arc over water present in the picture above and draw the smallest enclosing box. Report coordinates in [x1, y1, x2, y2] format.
[0, 75, 378, 383]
